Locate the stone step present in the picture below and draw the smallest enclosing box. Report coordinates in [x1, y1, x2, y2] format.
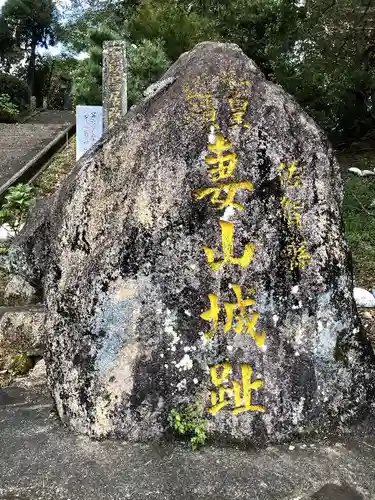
[0, 304, 45, 318]
[0, 110, 75, 191]
[0, 305, 46, 372]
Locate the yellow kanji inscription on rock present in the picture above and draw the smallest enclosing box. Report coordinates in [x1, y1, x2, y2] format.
[208, 362, 265, 415]
[279, 160, 302, 188]
[288, 241, 312, 270]
[224, 285, 266, 347]
[205, 133, 237, 181]
[194, 181, 254, 211]
[184, 90, 219, 128]
[281, 196, 302, 227]
[201, 285, 266, 347]
[221, 73, 252, 128]
[203, 220, 255, 272]
[201, 293, 220, 340]
[228, 98, 250, 128]
[208, 361, 232, 413]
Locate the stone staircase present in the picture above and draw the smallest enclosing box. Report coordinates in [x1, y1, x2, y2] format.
[0, 110, 75, 384]
[0, 110, 75, 190]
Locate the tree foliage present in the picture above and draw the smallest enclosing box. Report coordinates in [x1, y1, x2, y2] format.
[127, 39, 170, 106]
[0, 72, 29, 111]
[46, 55, 78, 108]
[287, 0, 375, 145]
[0, 15, 22, 71]
[58, 0, 133, 54]
[127, 0, 375, 145]
[130, 0, 215, 60]
[14, 53, 77, 108]
[0, 0, 57, 94]
[21, 0, 374, 146]
[0, 93, 19, 121]
[71, 26, 118, 105]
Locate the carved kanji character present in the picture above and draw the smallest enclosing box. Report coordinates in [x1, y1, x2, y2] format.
[208, 362, 265, 415]
[204, 133, 237, 181]
[203, 221, 255, 272]
[201, 285, 266, 348]
[288, 241, 311, 270]
[194, 181, 253, 211]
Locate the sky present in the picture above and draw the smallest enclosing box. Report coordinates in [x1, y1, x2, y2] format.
[0, 0, 69, 56]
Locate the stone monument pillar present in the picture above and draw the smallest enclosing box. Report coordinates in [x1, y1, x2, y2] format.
[102, 41, 127, 133]
[30, 96, 36, 111]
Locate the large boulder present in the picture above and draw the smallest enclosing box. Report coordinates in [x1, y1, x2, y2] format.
[9, 42, 375, 442]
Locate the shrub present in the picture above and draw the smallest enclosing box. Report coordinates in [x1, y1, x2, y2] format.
[0, 93, 19, 121]
[0, 183, 35, 232]
[0, 73, 29, 116]
[168, 402, 207, 450]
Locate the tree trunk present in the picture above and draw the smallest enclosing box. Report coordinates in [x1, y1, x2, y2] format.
[46, 59, 55, 103]
[27, 37, 37, 98]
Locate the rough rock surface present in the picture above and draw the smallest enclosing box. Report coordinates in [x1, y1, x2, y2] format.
[9, 42, 375, 443]
[0, 307, 46, 370]
[8, 198, 50, 290]
[359, 309, 375, 349]
[17, 358, 47, 390]
[4, 275, 38, 306]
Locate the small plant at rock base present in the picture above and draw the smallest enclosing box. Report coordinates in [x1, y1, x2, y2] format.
[168, 402, 207, 450]
[0, 183, 35, 232]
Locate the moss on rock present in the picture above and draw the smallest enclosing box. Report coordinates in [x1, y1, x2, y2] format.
[9, 352, 33, 376]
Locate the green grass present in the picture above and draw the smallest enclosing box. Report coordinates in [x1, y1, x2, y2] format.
[340, 150, 375, 289]
[33, 136, 76, 197]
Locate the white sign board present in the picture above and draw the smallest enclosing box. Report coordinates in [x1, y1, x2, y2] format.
[76, 105, 103, 160]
